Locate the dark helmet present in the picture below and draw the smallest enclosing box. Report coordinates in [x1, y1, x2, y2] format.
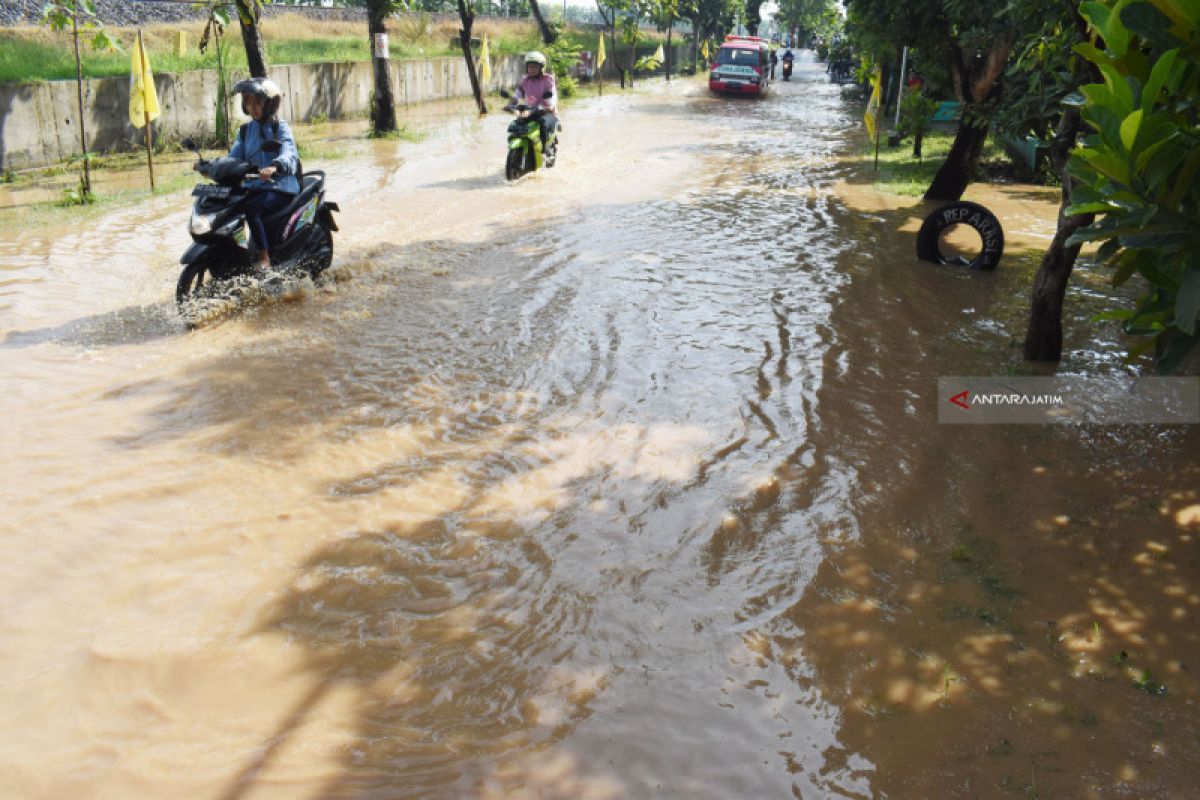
[232, 77, 282, 119]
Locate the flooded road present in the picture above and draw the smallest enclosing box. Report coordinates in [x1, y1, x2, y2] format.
[3, 59, 1200, 799]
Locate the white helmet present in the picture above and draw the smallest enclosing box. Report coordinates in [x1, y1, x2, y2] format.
[525, 51, 547, 68]
[233, 77, 283, 118]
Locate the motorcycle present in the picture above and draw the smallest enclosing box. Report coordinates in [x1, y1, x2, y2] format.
[782, 59, 794, 80]
[176, 137, 338, 317]
[499, 89, 558, 181]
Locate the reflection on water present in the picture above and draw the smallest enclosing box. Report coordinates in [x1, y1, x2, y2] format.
[0, 60, 1198, 799]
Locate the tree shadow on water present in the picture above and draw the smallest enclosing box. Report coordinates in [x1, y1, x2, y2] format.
[220, 501, 631, 798]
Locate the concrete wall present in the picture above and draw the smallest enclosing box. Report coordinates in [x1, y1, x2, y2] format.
[0, 54, 526, 171]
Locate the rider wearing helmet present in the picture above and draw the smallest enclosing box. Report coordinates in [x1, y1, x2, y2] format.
[228, 77, 301, 272]
[513, 51, 558, 159]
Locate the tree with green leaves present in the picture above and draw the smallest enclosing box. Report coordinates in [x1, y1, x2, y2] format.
[198, 4, 234, 147]
[845, 0, 1030, 201]
[600, 0, 655, 88]
[1057, 0, 1200, 371]
[192, 1, 272, 79]
[743, 0, 763, 36]
[688, 0, 738, 70]
[41, 0, 119, 203]
[1002, 2, 1099, 363]
[776, 0, 838, 48]
[649, 0, 681, 80]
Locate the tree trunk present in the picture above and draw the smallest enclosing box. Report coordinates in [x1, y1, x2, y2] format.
[923, 39, 1010, 201]
[367, 1, 396, 134]
[923, 120, 988, 201]
[70, 5, 90, 198]
[1023, 108, 1092, 362]
[235, 0, 268, 78]
[616, 29, 626, 87]
[528, 0, 556, 45]
[456, 0, 487, 114]
[214, 23, 230, 147]
[666, 26, 672, 81]
[689, 20, 698, 73]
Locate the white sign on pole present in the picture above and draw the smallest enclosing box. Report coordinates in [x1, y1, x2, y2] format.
[373, 33, 389, 59]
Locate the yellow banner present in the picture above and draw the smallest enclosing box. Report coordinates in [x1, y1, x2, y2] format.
[864, 67, 882, 141]
[479, 35, 492, 83]
[701, 39, 709, 60]
[597, 33, 606, 70]
[129, 31, 160, 129]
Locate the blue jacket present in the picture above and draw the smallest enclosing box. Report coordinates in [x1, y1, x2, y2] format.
[229, 118, 301, 195]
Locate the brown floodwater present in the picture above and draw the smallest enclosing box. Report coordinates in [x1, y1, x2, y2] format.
[2, 59, 1198, 799]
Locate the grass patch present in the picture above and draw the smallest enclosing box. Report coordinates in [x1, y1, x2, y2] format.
[0, 117, 361, 229]
[367, 125, 424, 143]
[0, 16, 546, 83]
[851, 129, 1010, 198]
[0, 166, 197, 228]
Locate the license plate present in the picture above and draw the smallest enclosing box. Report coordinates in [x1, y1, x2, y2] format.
[192, 185, 231, 198]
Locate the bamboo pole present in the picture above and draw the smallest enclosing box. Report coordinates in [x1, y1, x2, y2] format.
[138, 30, 156, 190]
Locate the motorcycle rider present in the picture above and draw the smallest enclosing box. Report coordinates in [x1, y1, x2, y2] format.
[777, 47, 796, 79]
[226, 77, 301, 273]
[512, 51, 558, 158]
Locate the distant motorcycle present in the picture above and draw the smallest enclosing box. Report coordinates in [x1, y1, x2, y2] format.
[782, 59, 794, 80]
[499, 89, 558, 181]
[176, 138, 338, 317]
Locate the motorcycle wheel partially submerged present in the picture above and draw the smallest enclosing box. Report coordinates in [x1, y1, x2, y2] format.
[176, 258, 220, 308]
[301, 226, 334, 277]
[506, 147, 534, 181]
[176, 257, 236, 328]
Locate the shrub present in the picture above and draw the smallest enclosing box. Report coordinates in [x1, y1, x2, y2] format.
[1065, 0, 1200, 371]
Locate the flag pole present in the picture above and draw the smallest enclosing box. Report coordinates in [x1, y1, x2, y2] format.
[874, 112, 881, 170]
[137, 30, 156, 190]
[598, 33, 605, 97]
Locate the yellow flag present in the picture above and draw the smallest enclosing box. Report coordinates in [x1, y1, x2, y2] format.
[129, 31, 160, 129]
[864, 67, 882, 141]
[701, 39, 710, 60]
[479, 35, 492, 83]
[596, 33, 606, 71]
[653, 43, 665, 64]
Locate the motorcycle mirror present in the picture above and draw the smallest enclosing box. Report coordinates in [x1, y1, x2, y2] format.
[499, 89, 512, 98]
[542, 90, 553, 99]
[261, 139, 283, 154]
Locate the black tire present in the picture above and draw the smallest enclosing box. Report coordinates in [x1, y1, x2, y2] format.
[308, 225, 334, 277]
[506, 147, 527, 181]
[176, 258, 216, 308]
[916, 201, 1004, 270]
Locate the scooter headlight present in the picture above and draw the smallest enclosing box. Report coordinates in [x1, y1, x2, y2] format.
[189, 210, 217, 235]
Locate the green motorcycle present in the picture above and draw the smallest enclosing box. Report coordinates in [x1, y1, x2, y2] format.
[499, 89, 558, 181]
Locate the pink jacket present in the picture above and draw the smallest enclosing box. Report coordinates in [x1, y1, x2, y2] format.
[516, 73, 557, 113]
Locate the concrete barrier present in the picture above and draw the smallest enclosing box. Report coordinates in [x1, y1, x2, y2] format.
[0, 54, 527, 171]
